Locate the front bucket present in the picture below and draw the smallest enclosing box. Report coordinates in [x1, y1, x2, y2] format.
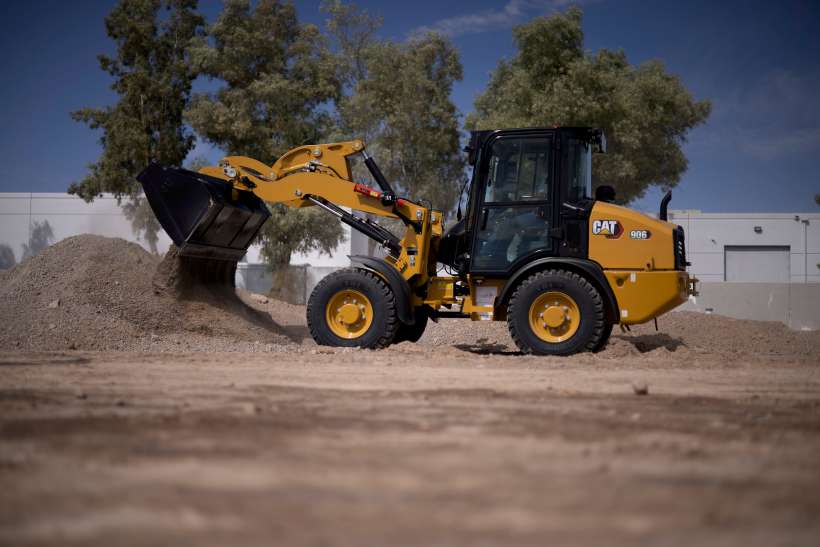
[137, 163, 270, 262]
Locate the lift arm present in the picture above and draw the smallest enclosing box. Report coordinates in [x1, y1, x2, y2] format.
[176, 140, 443, 285]
[200, 140, 423, 222]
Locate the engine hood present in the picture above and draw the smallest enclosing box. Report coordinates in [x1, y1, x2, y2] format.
[587, 201, 677, 270]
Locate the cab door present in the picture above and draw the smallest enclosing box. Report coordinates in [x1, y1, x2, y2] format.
[470, 134, 556, 274]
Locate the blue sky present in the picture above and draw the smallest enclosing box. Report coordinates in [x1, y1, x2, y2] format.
[0, 0, 818, 213]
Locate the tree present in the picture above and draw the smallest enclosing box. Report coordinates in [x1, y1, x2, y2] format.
[186, 0, 343, 269]
[21, 221, 55, 260]
[467, 7, 711, 204]
[325, 2, 465, 213]
[0, 244, 15, 270]
[69, 0, 204, 248]
[121, 197, 160, 253]
[184, 155, 211, 172]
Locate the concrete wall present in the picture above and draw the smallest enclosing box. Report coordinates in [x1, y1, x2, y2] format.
[235, 263, 344, 305]
[681, 282, 820, 331]
[0, 192, 361, 265]
[236, 263, 276, 295]
[0, 193, 172, 262]
[669, 210, 819, 283]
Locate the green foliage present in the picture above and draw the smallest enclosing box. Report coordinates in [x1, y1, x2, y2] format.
[186, 0, 340, 161]
[70, 0, 204, 200]
[69, 0, 204, 249]
[186, 0, 344, 267]
[325, 2, 465, 213]
[467, 7, 711, 204]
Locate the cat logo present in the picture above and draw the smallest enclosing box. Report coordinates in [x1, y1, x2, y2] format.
[591, 219, 622, 239]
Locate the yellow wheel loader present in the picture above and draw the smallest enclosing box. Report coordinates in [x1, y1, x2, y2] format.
[138, 127, 697, 355]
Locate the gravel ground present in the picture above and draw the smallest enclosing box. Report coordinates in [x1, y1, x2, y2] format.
[1, 235, 819, 546]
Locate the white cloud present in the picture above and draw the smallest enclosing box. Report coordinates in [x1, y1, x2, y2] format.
[410, 0, 582, 39]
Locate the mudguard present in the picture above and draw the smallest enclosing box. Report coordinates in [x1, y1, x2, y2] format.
[348, 255, 414, 325]
[496, 257, 620, 323]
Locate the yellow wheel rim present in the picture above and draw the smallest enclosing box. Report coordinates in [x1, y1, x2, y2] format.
[528, 291, 580, 343]
[326, 289, 373, 339]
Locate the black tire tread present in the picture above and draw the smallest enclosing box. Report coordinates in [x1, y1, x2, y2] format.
[393, 307, 429, 343]
[592, 322, 614, 353]
[307, 268, 398, 349]
[507, 269, 606, 356]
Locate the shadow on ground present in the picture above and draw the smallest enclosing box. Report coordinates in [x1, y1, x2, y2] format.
[615, 333, 686, 352]
[455, 338, 521, 356]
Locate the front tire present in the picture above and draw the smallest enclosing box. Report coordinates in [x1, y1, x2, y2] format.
[307, 268, 398, 349]
[507, 270, 606, 356]
[393, 307, 429, 343]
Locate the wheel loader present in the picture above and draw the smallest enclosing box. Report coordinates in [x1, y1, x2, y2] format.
[138, 127, 697, 355]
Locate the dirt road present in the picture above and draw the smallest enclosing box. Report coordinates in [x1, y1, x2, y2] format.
[2, 236, 819, 545]
[2, 341, 819, 546]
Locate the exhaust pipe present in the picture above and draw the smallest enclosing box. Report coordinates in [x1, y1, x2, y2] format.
[659, 190, 672, 221]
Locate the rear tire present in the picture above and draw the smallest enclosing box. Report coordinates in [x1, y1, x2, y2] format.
[307, 268, 398, 349]
[507, 270, 606, 356]
[393, 307, 429, 343]
[592, 322, 614, 353]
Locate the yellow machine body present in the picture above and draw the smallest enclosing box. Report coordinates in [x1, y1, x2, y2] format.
[587, 201, 693, 324]
[139, 127, 697, 354]
[199, 142, 694, 328]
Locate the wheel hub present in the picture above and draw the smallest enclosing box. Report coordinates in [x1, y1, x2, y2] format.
[326, 289, 373, 339]
[542, 305, 567, 328]
[528, 291, 580, 343]
[337, 303, 364, 325]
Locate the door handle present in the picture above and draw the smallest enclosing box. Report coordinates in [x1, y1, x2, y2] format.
[480, 208, 489, 230]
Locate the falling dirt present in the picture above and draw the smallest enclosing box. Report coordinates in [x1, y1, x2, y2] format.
[1, 235, 819, 546]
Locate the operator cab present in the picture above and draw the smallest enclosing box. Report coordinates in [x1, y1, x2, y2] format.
[438, 127, 606, 275]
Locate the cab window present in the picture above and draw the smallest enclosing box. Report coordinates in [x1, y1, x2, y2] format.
[564, 137, 592, 202]
[484, 138, 551, 203]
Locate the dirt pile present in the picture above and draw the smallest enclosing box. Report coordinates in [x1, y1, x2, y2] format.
[0, 235, 295, 352]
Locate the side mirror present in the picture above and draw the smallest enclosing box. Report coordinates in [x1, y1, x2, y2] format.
[595, 185, 616, 203]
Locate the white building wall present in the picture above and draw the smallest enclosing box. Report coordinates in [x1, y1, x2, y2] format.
[3, 195, 816, 283]
[668, 210, 820, 283]
[0, 193, 173, 261]
[0, 192, 360, 271]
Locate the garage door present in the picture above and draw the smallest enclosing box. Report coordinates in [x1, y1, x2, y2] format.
[724, 246, 790, 282]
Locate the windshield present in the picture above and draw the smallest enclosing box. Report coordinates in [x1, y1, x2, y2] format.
[484, 137, 551, 203]
[565, 138, 592, 202]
